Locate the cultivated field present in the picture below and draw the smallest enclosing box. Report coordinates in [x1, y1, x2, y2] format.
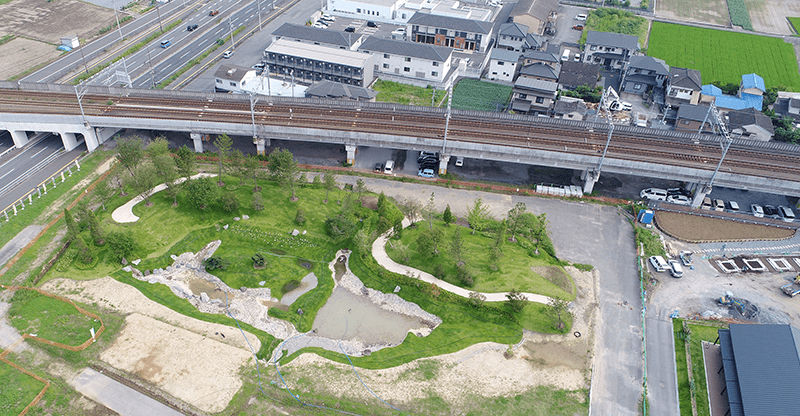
[654, 211, 795, 242]
[0, 37, 63, 80]
[452, 79, 512, 112]
[655, 0, 730, 26]
[648, 22, 800, 91]
[745, 0, 800, 35]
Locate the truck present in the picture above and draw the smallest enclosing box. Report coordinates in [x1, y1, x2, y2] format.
[679, 251, 693, 267]
[634, 113, 647, 127]
[781, 274, 800, 297]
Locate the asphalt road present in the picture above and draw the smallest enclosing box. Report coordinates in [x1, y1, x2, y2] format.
[0, 136, 64, 199]
[71, 368, 186, 416]
[646, 314, 680, 416]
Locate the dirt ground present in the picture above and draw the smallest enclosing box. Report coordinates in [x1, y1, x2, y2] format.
[655, 211, 796, 242]
[282, 267, 596, 409]
[0, 37, 63, 80]
[0, 0, 115, 43]
[656, 0, 731, 27]
[744, 0, 800, 35]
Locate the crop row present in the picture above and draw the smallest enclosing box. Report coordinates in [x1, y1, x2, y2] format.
[726, 0, 753, 30]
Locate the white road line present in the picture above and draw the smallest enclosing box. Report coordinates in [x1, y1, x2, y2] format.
[30, 146, 48, 159]
[0, 168, 14, 181]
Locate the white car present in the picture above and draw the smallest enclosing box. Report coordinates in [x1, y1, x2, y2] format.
[751, 204, 764, 218]
[668, 260, 684, 278]
[649, 256, 668, 272]
[666, 194, 691, 206]
[455, 156, 464, 167]
[575, 14, 587, 21]
[222, 50, 233, 59]
[640, 188, 668, 201]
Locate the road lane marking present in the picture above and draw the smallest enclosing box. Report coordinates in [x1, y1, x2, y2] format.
[30, 146, 48, 159]
[0, 168, 14, 181]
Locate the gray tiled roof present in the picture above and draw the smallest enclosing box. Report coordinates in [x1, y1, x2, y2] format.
[554, 97, 587, 115]
[523, 50, 558, 63]
[408, 12, 493, 34]
[559, 61, 599, 88]
[514, 77, 558, 92]
[490, 48, 521, 62]
[305, 80, 378, 100]
[585, 31, 639, 51]
[214, 65, 251, 82]
[629, 56, 669, 75]
[525, 33, 544, 49]
[359, 36, 453, 61]
[727, 107, 774, 134]
[519, 62, 559, 79]
[499, 22, 528, 38]
[669, 67, 702, 90]
[272, 23, 359, 48]
[676, 103, 710, 122]
[511, 0, 558, 21]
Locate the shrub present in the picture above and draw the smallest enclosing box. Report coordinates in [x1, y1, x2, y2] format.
[106, 231, 138, 263]
[73, 237, 93, 265]
[573, 263, 595, 272]
[220, 194, 239, 212]
[252, 192, 264, 211]
[203, 256, 229, 271]
[281, 279, 300, 295]
[325, 215, 357, 240]
[252, 253, 266, 268]
[295, 209, 306, 226]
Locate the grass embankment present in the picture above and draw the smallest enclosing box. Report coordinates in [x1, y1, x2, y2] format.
[373, 80, 447, 106]
[648, 22, 800, 91]
[579, 9, 649, 49]
[634, 225, 666, 257]
[386, 222, 575, 299]
[654, 211, 795, 242]
[673, 320, 728, 416]
[452, 79, 512, 112]
[790, 17, 800, 35]
[0, 360, 44, 416]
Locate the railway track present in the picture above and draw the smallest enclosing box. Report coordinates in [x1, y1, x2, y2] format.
[1, 89, 799, 181]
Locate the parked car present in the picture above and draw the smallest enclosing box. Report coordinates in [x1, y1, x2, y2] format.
[727, 201, 740, 212]
[679, 251, 693, 267]
[367, 21, 377, 27]
[668, 260, 684, 278]
[344, 27, 356, 33]
[701, 197, 712, 210]
[187, 24, 199, 31]
[575, 13, 587, 21]
[252, 62, 265, 70]
[418, 168, 435, 178]
[209, 10, 219, 16]
[312, 22, 326, 28]
[649, 256, 669, 272]
[572, 24, 584, 30]
[374, 162, 383, 172]
[574, 54, 581, 62]
[640, 188, 668, 201]
[223, 50, 233, 58]
[751, 204, 764, 218]
[764, 205, 779, 218]
[714, 199, 725, 211]
[666, 194, 691, 206]
[455, 156, 464, 167]
[778, 206, 796, 222]
[384, 160, 394, 174]
[667, 188, 691, 197]
[320, 14, 335, 22]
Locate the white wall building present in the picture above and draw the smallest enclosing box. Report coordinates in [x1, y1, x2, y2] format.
[327, 0, 493, 25]
[487, 48, 520, 83]
[359, 36, 454, 88]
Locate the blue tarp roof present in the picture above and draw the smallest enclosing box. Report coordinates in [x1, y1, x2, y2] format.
[741, 73, 765, 92]
[701, 84, 721, 95]
[701, 84, 763, 111]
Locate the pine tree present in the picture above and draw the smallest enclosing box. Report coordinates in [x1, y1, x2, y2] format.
[87, 210, 104, 245]
[63, 208, 79, 242]
[443, 204, 454, 226]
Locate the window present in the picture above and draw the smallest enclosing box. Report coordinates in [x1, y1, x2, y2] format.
[634, 83, 642, 90]
[412, 25, 418, 32]
[498, 61, 504, 66]
[432, 61, 438, 66]
[402, 13, 406, 19]
[519, 94, 527, 99]
[357, 8, 361, 13]
[432, 71, 438, 77]
[492, 72, 497, 75]
[384, 53, 390, 59]
[682, 120, 690, 125]
[404, 67, 410, 72]
[590, 45, 597, 51]
[405, 57, 411, 62]
[383, 63, 389, 68]
[230, 82, 236, 86]
[216, 79, 222, 84]
[535, 97, 544, 104]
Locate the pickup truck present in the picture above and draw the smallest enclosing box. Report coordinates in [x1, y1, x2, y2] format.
[634, 113, 647, 127]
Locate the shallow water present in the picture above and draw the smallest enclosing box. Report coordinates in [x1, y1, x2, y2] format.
[188, 279, 231, 302]
[312, 287, 422, 345]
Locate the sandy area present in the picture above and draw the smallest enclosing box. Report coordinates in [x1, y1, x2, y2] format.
[100, 313, 253, 413]
[0, 37, 62, 79]
[0, 0, 115, 42]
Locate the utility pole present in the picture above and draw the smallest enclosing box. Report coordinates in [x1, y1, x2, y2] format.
[146, 47, 156, 88]
[255, 0, 262, 31]
[228, 16, 235, 51]
[250, 92, 260, 138]
[74, 84, 88, 125]
[111, 0, 124, 44]
[77, 35, 90, 75]
[155, 1, 163, 32]
[441, 85, 452, 155]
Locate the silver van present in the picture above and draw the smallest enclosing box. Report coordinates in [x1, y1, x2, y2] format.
[384, 160, 394, 174]
[779, 206, 795, 222]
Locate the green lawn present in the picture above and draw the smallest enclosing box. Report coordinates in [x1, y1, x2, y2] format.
[648, 22, 800, 91]
[789, 17, 800, 35]
[373, 79, 447, 106]
[8, 289, 99, 347]
[386, 222, 575, 300]
[0, 361, 44, 416]
[579, 9, 649, 49]
[452, 79, 512, 112]
[672, 319, 728, 416]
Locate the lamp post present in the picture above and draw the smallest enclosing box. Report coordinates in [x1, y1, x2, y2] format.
[155, 1, 163, 32]
[254, 0, 262, 31]
[111, 0, 124, 43]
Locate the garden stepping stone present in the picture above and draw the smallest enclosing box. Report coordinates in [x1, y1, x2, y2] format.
[234, 217, 240, 221]
[122, 266, 132, 272]
[223, 224, 229, 230]
[259, 281, 266, 286]
[242, 215, 249, 220]
[292, 229, 300, 236]
[394, 286, 401, 293]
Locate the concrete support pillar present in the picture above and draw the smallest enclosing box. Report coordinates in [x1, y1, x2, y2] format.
[94, 127, 121, 145]
[345, 145, 357, 165]
[254, 138, 267, 155]
[581, 169, 599, 194]
[691, 184, 712, 208]
[10, 130, 29, 149]
[60, 132, 79, 151]
[438, 156, 450, 175]
[80, 127, 99, 152]
[191, 133, 203, 153]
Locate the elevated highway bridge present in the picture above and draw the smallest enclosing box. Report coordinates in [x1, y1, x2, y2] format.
[1, 81, 799, 203]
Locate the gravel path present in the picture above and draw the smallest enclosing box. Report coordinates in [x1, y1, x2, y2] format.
[111, 173, 216, 223]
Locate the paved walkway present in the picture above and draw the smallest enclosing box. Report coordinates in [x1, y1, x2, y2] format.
[371, 218, 554, 305]
[111, 174, 216, 223]
[71, 368, 185, 416]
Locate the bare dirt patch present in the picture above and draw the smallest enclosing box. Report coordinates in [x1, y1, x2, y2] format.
[656, 0, 731, 26]
[0, 0, 115, 43]
[654, 211, 795, 242]
[0, 37, 62, 80]
[744, 0, 800, 35]
[101, 313, 253, 413]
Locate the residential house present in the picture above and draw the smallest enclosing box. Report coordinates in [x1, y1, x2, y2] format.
[359, 36, 454, 88]
[511, 77, 558, 115]
[271, 23, 364, 51]
[518, 62, 559, 83]
[214, 65, 257, 93]
[727, 107, 774, 141]
[264, 38, 374, 86]
[305, 80, 378, 101]
[621, 56, 669, 95]
[675, 103, 713, 133]
[553, 96, 588, 120]
[487, 48, 521, 83]
[558, 61, 599, 91]
[497, 23, 528, 52]
[407, 12, 493, 52]
[582, 31, 639, 69]
[509, 0, 558, 35]
[524, 33, 546, 51]
[666, 67, 702, 106]
[700, 73, 765, 111]
[328, 0, 494, 25]
[521, 50, 558, 66]
[773, 94, 800, 124]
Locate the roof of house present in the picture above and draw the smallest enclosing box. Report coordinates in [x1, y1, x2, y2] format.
[701, 84, 763, 111]
[525, 33, 545, 49]
[553, 97, 587, 115]
[719, 324, 800, 416]
[408, 12, 494, 34]
[741, 73, 765, 92]
[559, 61, 599, 88]
[514, 77, 558, 92]
[305, 80, 378, 100]
[519, 62, 559, 79]
[272, 23, 360, 48]
[629, 55, 669, 75]
[490, 48, 521, 62]
[510, 0, 558, 22]
[669, 67, 702, 90]
[727, 107, 774, 134]
[625, 73, 660, 86]
[265, 38, 373, 68]
[214, 65, 252, 82]
[523, 50, 558, 63]
[359, 36, 453, 62]
[499, 22, 528, 38]
[676, 103, 710, 122]
[585, 31, 639, 51]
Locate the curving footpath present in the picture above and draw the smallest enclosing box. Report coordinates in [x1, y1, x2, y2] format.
[371, 218, 554, 305]
[111, 173, 216, 223]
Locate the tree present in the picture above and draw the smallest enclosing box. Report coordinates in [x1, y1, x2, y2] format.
[424, 192, 436, 229]
[203, 256, 229, 271]
[506, 202, 527, 242]
[450, 227, 463, 265]
[355, 179, 366, 203]
[63, 208, 79, 242]
[468, 291, 486, 308]
[325, 215, 357, 240]
[242, 155, 262, 191]
[267, 148, 299, 200]
[524, 212, 549, 253]
[394, 242, 411, 263]
[377, 191, 387, 213]
[220, 194, 239, 212]
[251, 192, 264, 211]
[86, 209, 104, 245]
[228, 148, 245, 178]
[351, 229, 369, 254]
[442, 204, 454, 226]
[126, 164, 159, 205]
[213, 133, 232, 186]
[152, 153, 179, 205]
[546, 297, 573, 332]
[456, 265, 474, 286]
[174, 144, 196, 181]
[73, 236, 93, 264]
[416, 227, 443, 257]
[295, 209, 306, 225]
[115, 136, 144, 178]
[312, 174, 322, 188]
[562, 85, 603, 103]
[106, 231, 138, 263]
[185, 177, 217, 210]
[145, 136, 169, 159]
[93, 180, 113, 211]
[466, 198, 491, 234]
[252, 253, 267, 268]
[505, 288, 528, 313]
[323, 170, 337, 203]
[398, 198, 422, 224]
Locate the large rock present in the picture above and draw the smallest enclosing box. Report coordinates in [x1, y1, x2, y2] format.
[292, 229, 300, 236]
[200, 292, 210, 303]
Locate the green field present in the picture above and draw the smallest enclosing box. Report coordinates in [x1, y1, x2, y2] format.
[373, 79, 447, 106]
[0, 361, 44, 416]
[673, 320, 728, 416]
[789, 17, 800, 35]
[8, 290, 99, 347]
[452, 79, 512, 112]
[648, 22, 800, 91]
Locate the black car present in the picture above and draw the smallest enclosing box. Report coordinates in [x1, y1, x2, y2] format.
[367, 21, 377, 27]
[344, 27, 356, 33]
[763, 205, 779, 217]
[418, 161, 438, 170]
[374, 162, 384, 172]
[666, 188, 691, 197]
[188, 24, 199, 31]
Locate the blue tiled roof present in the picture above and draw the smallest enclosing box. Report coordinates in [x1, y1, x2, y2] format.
[741, 73, 765, 92]
[702, 84, 721, 95]
[701, 84, 762, 111]
[740, 93, 763, 111]
[714, 95, 750, 110]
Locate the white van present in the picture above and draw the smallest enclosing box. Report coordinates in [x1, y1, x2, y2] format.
[649, 256, 669, 272]
[384, 160, 394, 174]
[561, 49, 571, 62]
[668, 260, 684, 278]
[779, 206, 795, 222]
[640, 188, 668, 201]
